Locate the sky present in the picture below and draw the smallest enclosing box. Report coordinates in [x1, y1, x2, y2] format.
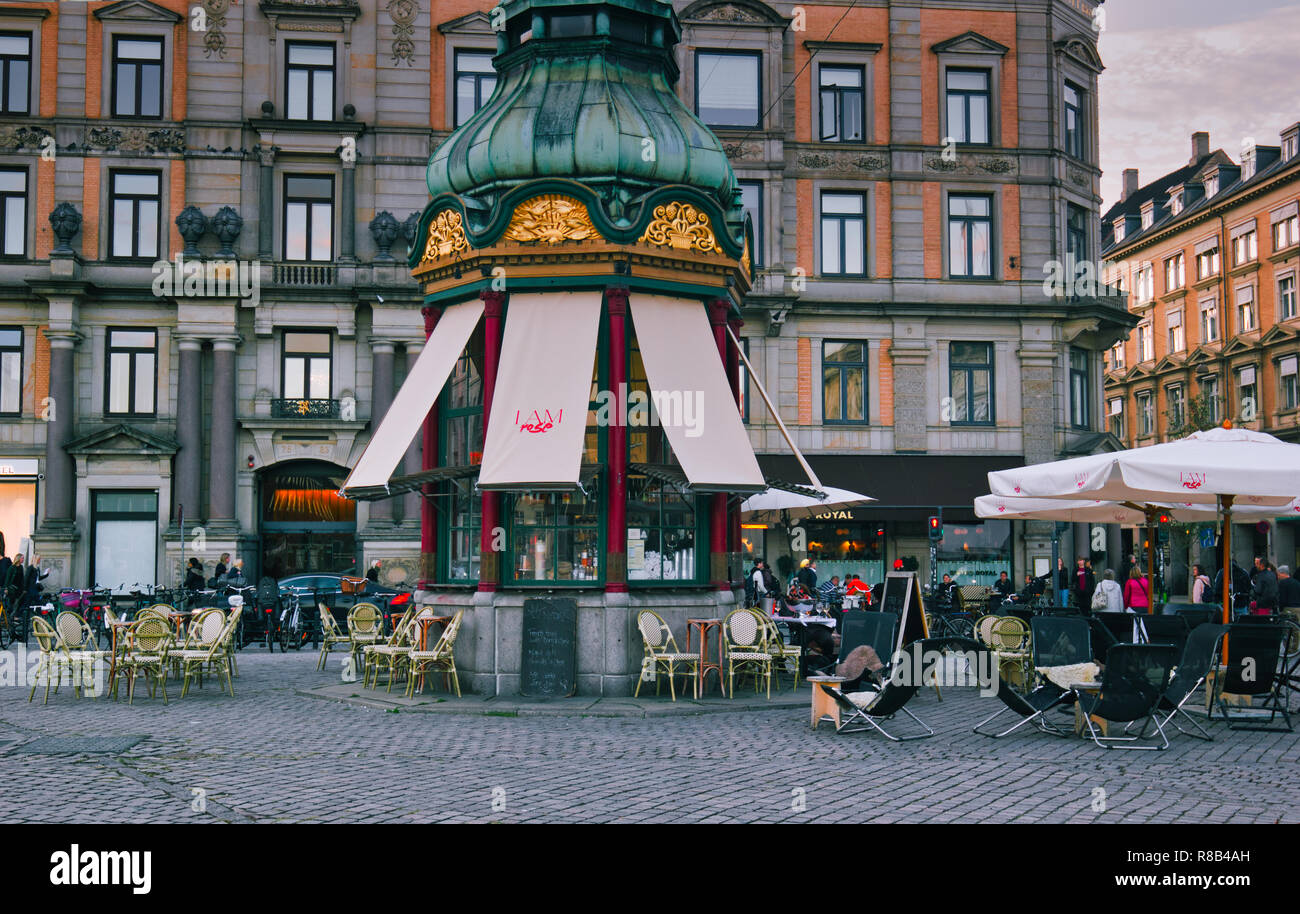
[1096, 0, 1299, 210]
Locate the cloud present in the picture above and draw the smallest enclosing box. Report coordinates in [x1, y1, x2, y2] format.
[1098, 4, 1299, 209]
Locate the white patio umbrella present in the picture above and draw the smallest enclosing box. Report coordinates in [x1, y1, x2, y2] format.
[987, 427, 1300, 620]
[739, 486, 876, 524]
[974, 493, 1297, 524]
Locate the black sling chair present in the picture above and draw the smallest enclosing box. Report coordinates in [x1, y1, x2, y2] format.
[1139, 613, 1190, 660]
[1152, 623, 1228, 742]
[1213, 622, 1294, 732]
[973, 615, 1092, 739]
[825, 636, 985, 741]
[1076, 643, 1178, 750]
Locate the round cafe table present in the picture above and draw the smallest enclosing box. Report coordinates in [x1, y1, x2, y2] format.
[685, 618, 724, 697]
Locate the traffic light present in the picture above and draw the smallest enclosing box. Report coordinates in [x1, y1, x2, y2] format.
[927, 516, 942, 542]
[1157, 513, 1171, 544]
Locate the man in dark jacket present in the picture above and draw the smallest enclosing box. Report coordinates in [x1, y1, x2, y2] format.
[797, 559, 817, 594]
[993, 571, 1015, 601]
[1074, 558, 1096, 611]
[1214, 561, 1252, 611]
[1278, 565, 1300, 610]
[1251, 561, 1279, 613]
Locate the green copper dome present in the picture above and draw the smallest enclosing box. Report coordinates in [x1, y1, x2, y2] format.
[426, 0, 745, 242]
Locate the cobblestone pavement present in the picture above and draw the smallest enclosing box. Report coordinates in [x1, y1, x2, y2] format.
[1, 648, 1296, 824]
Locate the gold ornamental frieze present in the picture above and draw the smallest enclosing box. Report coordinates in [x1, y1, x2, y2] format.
[638, 201, 719, 254]
[740, 237, 752, 277]
[503, 194, 599, 244]
[422, 209, 471, 262]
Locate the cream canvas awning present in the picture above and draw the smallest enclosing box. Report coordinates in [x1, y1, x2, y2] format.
[340, 299, 484, 494]
[477, 291, 604, 491]
[628, 294, 765, 493]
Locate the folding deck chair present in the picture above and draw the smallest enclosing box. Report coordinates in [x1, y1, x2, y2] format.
[1212, 622, 1294, 732]
[1153, 623, 1227, 741]
[972, 615, 1093, 739]
[1076, 643, 1178, 750]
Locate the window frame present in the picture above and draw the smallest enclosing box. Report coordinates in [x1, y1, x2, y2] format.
[738, 180, 764, 270]
[453, 48, 497, 128]
[1063, 80, 1085, 159]
[0, 325, 21, 416]
[1164, 252, 1185, 292]
[1069, 348, 1090, 429]
[1166, 309, 1185, 353]
[946, 192, 995, 279]
[280, 330, 333, 401]
[284, 40, 336, 122]
[1066, 203, 1088, 268]
[1136, 389, 1155, 437]
[440, 348, 484, 583]
[104, 328, 158, 418]
[694, 48, 762, 130]
[1165, 382, 1185, 431]
[1237, 366, 1258, 421]
[1200, 375, 1222, 425]
[625, 475, 703, 585]
[107, 168, 162, 261]
[948, 341, 995, 427]
[0, 30, 32, 116]
[110, 34, 164, 120]
[818, 190, 868, 278]
[1199, 297, 1219, 343]
[1279, 273, 1298, 321]
[282, 173, 335, 263]
[0, 164, 26, 258]
[943, 66, 991, 146]
[1278, 354, 1298, 413]
[1107, 396, 1124, 439]
[1136, 321, 1153, 362]
[1196, 244, 1221, 281]
[821, 339, 869, 425]
[817, 63, 866, 144]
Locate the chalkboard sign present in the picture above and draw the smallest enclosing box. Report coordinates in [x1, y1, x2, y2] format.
[882, 572, 931, 657]
[520, 597, 578, 698]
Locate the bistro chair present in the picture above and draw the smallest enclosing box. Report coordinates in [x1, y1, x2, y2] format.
[28, 617, 79, 704]
[115, 618, 172, 705]
[633, 610, 699, 701]
[761, 616, 803, 690]
[407, 610, 465, 698]
[723, 608, 772, 699]
[172, 609, 234, 698]
[1076, 643, 1179, 750]
[363, 605, 419, 691]
[1212, 623, 1294, 732]
[1153, 623, 1228, 742]
[347, 602, 384, 673]
[316, 604, 350, 671]
[55, 610, 111, 694]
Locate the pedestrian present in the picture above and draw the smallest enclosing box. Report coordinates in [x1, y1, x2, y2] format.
[1278, 565, 1300, 611]
[993, 571, 1015, 601]
[1123, 565, 1151, 612]
[211, 552, 230, 586]
[184, 557, 205, 591]
[24, 554, 48, 603]
[1095, 569, 1124, 613]
[1213, 560, 1252, 612]
[1191, 563, 1212, 603]
[4, 553, 24, 596]
[1250, 560, 1278, 615]
[796, 558, 818, 594]
[1074, 557, 1096, 610]
[365, 560, 381, 583]
[1056, 557, 1070, 608]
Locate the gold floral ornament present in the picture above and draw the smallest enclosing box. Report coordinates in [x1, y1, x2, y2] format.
[638, 202, 719, 254]
[422, 209, 471, 262]
[504, 194, 598, 244]
[741, 238, 752, 277]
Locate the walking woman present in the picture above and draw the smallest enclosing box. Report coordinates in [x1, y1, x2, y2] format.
[1124, 565, 1152, 612]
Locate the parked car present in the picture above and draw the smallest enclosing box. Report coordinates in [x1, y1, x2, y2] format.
[277, 573, 411, 636]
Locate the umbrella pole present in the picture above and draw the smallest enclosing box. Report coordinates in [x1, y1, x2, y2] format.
[1220, 495, 1234, 627]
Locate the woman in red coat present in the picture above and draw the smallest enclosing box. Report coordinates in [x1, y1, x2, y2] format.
[1123, 567, 1152, 612]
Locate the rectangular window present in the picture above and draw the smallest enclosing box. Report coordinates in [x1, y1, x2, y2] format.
[1166, 383, 1185, 432]
[1063, 81, 1085, 159]
[739, 181, 763, 269]
[818, 65, 865, 142]
[1200, 298, 1219, 343]
[1066, 204, 1088, 268]
[1275, 212, 1299, 251]
[1137, 391, 1154, 437]
[1237, 286, 1256, 333]
[0, 326, 20, 415]
[1279, 356, 1298, 412]
[443, 350, 483, 581]
[949, 341, 994, 425]
[822, 340, 867, 424]
[92, 490, 158, 598]
[1201, 375, 1221, 425]
[1069, 348, 1089, 428]
[1108, 341, 1125, 371]
[106, 329, 156, 416]
[510, 489, 601, 583]
[696, 50, 760, 128]
[1136, 264, 1154, 302]
[0, 167, 26, 257]
[286, 42, 335, 121]
[1136, 322, 1153, 362]
[1108, 397, 1124, 439]
[627, 476, 698, 583]
[820, 192, 866, 276]
[0, 32, 31, 115]
[945, 68, 990, 144]
[1167, 309, 1185, 353]
[948, 193, 993, 278]
[283, 175, 334, 262]
[281, 331, 331, 400]
[454, 49, 497, 127]
[1164, 252, 1185, 292]
[1232, 227, 1257, 265]
[1280, 275, 1297, 320]
[111, 36, 163, 118]
[1238, 366, 1257, 420]
[109, 170, 160, 259]
[1196, 244, 1220, 280]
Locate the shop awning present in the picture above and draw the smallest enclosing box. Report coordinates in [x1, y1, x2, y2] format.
[343, 464, 479, 501]
[628, 294, 766, 494]
[478, 291, 603, 491]
[629, 462, 823, 498]
[341, 299, 484, 495]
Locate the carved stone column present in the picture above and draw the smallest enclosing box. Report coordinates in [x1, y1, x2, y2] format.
[207, 337, 239, 525]
[175, 336, 204, 524]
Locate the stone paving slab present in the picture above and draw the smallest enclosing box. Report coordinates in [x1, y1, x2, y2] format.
[0, 648, 1295, 824]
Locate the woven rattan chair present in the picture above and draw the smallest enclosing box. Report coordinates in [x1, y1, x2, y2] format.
[633, 610, 700, 701]
[316, 604, 350, 671]
[28, 617, 79, 704]
[723, 608, 773, 699]
[172, 609, 234, 697]
[115, 618, 171, 704]
[407, 610, 465, 698]
[762, 615, 803, 690]
[347, 602, 384, 673]
[987, 615, 1031, 691]
[363, 606, 420, 691]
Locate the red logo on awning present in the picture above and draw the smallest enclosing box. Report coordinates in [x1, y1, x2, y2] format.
[1180, 472, 1206, 490]
[516, 409, 562, 434]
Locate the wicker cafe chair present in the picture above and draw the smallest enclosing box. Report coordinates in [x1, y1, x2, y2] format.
[972, 615, 1093, 739]
[1076, 643, 1179, 750]
[28, 617, 82, 704]
[987, 615, 1031, 691]
[762, 616, 803, 690]
[316, 604, 350, 671]
[173, 609, 235, 698]
[633, 610, 700, 701]
[55, 610, 111, 695]
[363, 605, 419, 691]
[347, 602, 384, 673]
[407, 610, 465, 698]
[723, 608, 773, 699]
[115, 618, 172, 705]
[1154, 623, 1228, 742]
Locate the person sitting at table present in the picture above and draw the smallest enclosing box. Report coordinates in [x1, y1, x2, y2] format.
[786, 579, 814, 613]
[993, 571, 1016, 602]
[817, 575, 842, 607]
[183, 557, 205, 591]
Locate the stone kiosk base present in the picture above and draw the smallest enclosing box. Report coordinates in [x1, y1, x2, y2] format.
[415, 587, 740, 697]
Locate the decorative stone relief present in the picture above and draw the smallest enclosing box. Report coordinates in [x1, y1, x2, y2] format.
[696, 4, 766, 23]
[422, 209, 472, 261]
[0, 124, 51, 152]
[723, 141, 762, 161]
[86, 126, 186, 154]
[386, 0, 417, 66]
[202, 0, 231, 58]
[796, 151, 887, 174]
[49, 203, 82, 254]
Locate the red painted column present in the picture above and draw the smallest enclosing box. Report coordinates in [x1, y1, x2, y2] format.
[419, 306, 440, 589]
[478, 289, 507, 592]
[605, 288, 629, 593]
[727, 317, 744, 565]
[708, 299, 731, 591]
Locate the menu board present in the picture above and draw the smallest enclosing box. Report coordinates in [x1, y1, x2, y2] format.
[520, 597, 578, 698]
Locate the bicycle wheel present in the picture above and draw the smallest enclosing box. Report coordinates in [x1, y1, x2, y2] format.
[948, 617, 975, 640]
[0, 611, 11, 649]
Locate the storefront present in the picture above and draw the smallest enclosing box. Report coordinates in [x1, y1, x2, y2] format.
[936, 519, 1012, 588]
[804, 512, 885, 586]
[259, 461, 357, 579]
[0, 457, 38, 559]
